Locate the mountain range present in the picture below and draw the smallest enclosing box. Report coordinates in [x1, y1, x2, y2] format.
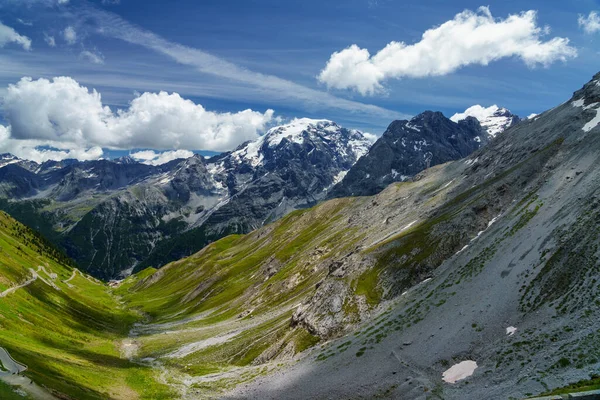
[0, 72, 599, 400]
[0, 119, 373, 279]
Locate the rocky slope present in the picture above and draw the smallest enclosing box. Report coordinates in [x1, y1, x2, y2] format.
[218, 71, 600, 400]
[0, 119, 372, 279]
[328, 111, 486, 198]
[98, 71, 600, 400]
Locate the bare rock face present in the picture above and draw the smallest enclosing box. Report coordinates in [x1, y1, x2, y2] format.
[329, 111, 487, 198]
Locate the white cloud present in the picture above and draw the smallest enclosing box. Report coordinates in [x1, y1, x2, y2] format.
[318, 7, 577, 95]
[16, 19, 33, 27]
[362, 132, 378, 143]
[44, 33, 56, 47]
[78, 5, 402, 121]
[0, 126, 103, 163]
[0, 22, 32, 50]
[80, 50, 104, 64]
[579, 12, 600, 34]
[131, 149, 194, 165]
[63, 26, 76, 45]
[58, 0, 69, 4]
[2, 76, 276, 153]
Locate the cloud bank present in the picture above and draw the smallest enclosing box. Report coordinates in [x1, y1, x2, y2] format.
[0, 76, 276, 162]
[130, 149, 194, 165]
[318, 7, 577, 95]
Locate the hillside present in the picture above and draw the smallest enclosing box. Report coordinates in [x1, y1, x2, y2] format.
[0, 211, 172, 399]
[112, 71, 600, 399]
[2, 72, 600, 399]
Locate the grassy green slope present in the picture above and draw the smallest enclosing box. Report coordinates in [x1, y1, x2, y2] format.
[0, 211, 173, 400]
[115, 198, 366, 393]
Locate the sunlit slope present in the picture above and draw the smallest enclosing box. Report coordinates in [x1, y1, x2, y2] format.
[0, 211, 172, 400]
[115, 147, 514, 397]
[117, 73, 600, 399]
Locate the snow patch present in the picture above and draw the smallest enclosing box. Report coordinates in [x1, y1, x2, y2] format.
[572, 99, 585, 108]
[442, 361, 478, 384]
[332, 170, 348, 185]
[582, 104, 600, 132]
[405, 122, 421, 132]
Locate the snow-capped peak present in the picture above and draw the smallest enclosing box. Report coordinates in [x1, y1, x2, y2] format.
[0, 153, 23, 169]
[264, 118, 336, 147]
[451, 105, 519, 137]
[226, 118, 370, 168]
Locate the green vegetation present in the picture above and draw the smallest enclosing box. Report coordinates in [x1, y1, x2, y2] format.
[0, 381, 33, 400]
[541, 374, 600, 396]
[0, 211, 173, 399]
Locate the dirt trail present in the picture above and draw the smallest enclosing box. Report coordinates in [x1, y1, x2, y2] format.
[0, 268, 40, 298]
[0, 265, 66, 298]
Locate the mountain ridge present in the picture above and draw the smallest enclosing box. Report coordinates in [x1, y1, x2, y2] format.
[0, 118, 373, 279]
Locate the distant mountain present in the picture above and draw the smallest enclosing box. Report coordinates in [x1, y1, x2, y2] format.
[450, 104, 520, 137]
[0, 118, 372, 279]
[328, 111, 486, 198]
[134, 118, 372, 273]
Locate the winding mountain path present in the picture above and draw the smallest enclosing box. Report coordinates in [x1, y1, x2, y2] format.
[0, 268, 40, 298]
[0, 265, 66, 298]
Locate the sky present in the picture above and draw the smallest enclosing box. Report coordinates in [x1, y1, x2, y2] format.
[0, 0, 598, 163]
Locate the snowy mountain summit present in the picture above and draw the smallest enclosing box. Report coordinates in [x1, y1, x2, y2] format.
[228, 118, 373, 168]
[451, 105, 520, 137]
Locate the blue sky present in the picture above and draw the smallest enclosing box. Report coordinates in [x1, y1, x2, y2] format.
[0, 0, 598, 162]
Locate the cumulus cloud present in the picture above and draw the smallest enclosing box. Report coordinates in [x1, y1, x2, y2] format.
[318, 7, 577, 95]
[2, 77, 276, 156]
[0, 126, 103, 163]
[80, 50, 104, 64]
[579, 12, 600, 34]
[63, 26, 76, 45]
[0, 22, 32, 50]
[131, 149, 194, 165]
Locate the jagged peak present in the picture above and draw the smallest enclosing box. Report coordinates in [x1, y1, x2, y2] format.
[571, 72, 600, 107]
[263, 118, 339, 147]
[0, 153, 18, 160]
[114, 155, 139, 165]
[225, 118, 369, 167]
